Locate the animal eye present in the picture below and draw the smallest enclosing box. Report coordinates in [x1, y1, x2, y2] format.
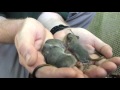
[68, 37, 72, 41]
[76, 36, 79, 39]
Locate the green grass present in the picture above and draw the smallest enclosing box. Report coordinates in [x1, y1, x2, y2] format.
[88, 12, 120, 57]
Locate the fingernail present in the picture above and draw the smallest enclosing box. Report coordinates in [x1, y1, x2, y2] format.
[25, 54, 31, 64]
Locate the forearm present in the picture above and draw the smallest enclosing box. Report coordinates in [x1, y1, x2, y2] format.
[0, 17, 24, 43]
[38, 12, 68, 30]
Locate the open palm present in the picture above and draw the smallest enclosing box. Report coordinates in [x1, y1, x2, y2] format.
[53, 28, 120, 78]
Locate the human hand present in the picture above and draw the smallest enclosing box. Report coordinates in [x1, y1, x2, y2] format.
[14, 18, 88, 78]
[53, 28, 120, 78]
[15, 18, 54, 74]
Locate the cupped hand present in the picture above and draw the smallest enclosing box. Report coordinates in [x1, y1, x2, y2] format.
[53, 28, 120, 78]
[14, 18, 87, 78]
[15, 19, 120, 78]
[15, 18, 54, 74]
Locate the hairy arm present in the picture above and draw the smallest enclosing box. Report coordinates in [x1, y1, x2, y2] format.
[0, 16, 24, 43]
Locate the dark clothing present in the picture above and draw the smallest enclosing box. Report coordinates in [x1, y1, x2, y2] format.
[0, 12, 69, 20]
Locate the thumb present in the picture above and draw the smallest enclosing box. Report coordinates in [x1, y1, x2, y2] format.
[19, 43, 39, 66]
[15, 34, 46, 73]
[94, 37, 113, 58]
[15, 30, 45, 66]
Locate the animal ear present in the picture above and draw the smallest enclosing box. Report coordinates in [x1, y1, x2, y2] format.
[76, 36, 79, 39]
[68, 33, 71, 35]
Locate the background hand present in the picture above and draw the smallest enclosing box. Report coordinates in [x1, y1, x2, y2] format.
[53, 28, 120, 78]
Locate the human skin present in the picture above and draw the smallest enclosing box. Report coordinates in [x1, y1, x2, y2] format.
[37, 12, 120, 78]
[0, 13, 120, 78]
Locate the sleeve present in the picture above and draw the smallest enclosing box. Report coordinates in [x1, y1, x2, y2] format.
[56, 12, 69, 20]
[0, 12, 6, 17]
[66, 12, 96, 29]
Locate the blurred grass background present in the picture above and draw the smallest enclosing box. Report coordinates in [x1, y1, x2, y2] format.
[88, 12, 120, 57]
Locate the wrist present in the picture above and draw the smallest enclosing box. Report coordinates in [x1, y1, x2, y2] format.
[10, 19, 25, 43]
[0, 18, 25, 43]
[38, 12, 69, 31]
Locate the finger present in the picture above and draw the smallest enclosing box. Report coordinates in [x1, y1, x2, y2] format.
[34, 29, 54, 51]
[15, 35, 45, 70]
[109, 57, 120, 66]
[15, 30, 45, 66]
[96, 57, 120, 73]
[94, 37, 113, 58]
[99, 61, 117, 73]
[18, 43, 39, 66]
[18, 49, 46, 73]
[84, 74, 89, 78]
[16, 37, 44, 67]
[84, 65, 107, 78]
[95, 58, 108, 66]
[35, 66, 79, 78]
[72, 67, 85, 78]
